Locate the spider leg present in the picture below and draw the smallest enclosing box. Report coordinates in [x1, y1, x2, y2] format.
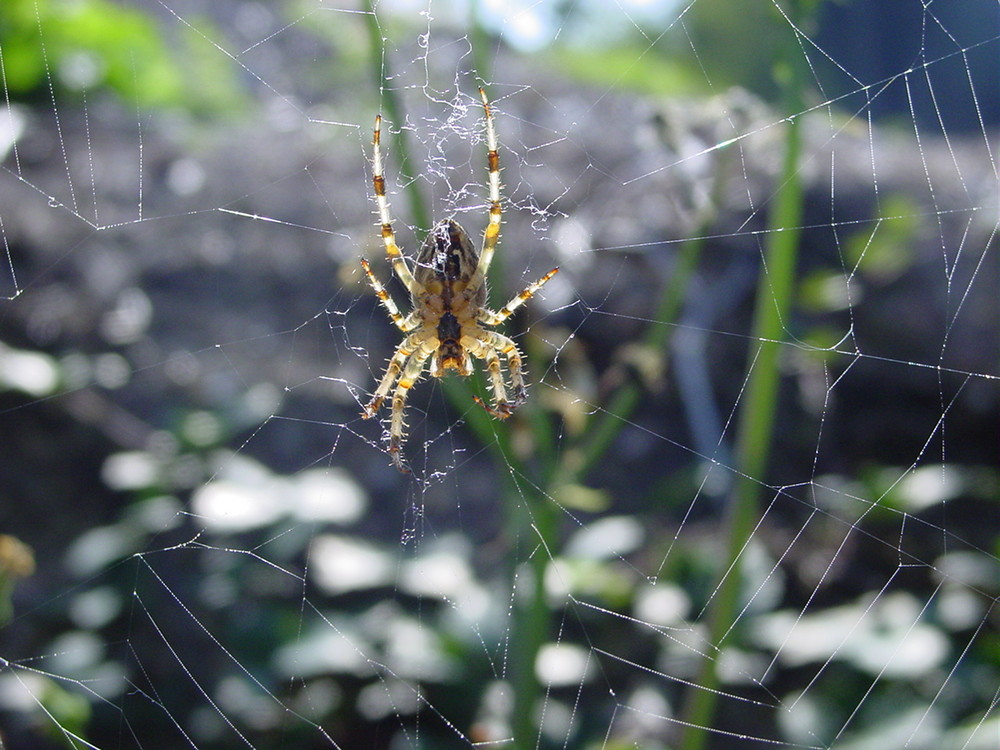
[466, 87, 502, 296]
[469, 330, 527, 418]
[372, 115, 423, 298]
[387, 345, 434, 472]
[362, 330, 432, 418]
[360, 257, 420, 331]
[477, 267, 560, 326]
[467, 339, 510, 413]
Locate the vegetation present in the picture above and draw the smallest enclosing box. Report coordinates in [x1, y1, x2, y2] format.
[1, 1, 996, 749]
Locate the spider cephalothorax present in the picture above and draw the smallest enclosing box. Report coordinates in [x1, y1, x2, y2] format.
[360, 88, 558, 471]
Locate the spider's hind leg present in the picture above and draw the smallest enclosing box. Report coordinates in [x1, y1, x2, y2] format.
[382, 344, 433, 472]
[470, 331, 528, 419]
[388, 438, 410, 473]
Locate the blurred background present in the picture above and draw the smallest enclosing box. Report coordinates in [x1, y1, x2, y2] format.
[0, 1, 998, 748]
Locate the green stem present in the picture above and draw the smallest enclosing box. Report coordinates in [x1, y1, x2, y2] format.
[677, 72, 806, 750]
[504, 160, 714, 749]
[508, 495, 557, 749]
[574, 230, 704, 478]
[501, 217, 706, 750]
[500, 102, 730, 749]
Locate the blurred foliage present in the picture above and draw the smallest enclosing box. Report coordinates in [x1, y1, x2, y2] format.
[845, 194, 921, 283]
[292, 1, 373, 94]
[0, 0, 243, 113]
[0, 1, 997, 748]
[1, 545, 93, 747]
[495, 0, 831, 102]
[549, 43, 711, 97]
[0, 534, 34, 627]
[22, 449, 992, 749]
[799, 192, 922, 356]
[39, 678, 92, 746]
[678, 0, 825, 100]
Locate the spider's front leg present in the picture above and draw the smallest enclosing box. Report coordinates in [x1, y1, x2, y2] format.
[360, 257, 420, 332]
[478, 267, 560, 327]
[371, 115, 421, 298]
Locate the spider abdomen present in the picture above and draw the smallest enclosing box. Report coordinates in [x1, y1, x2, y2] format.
[414, 219, 487, 309]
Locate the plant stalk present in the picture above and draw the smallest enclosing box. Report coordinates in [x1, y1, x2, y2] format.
[677, 67, 806, 750]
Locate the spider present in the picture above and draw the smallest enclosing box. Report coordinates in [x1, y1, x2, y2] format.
[360, 88, 559, 471]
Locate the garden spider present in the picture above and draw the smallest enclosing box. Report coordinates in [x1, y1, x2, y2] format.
[360, 88, 559, 471]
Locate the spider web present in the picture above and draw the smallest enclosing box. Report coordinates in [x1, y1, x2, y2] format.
[1, 1, 998, 749]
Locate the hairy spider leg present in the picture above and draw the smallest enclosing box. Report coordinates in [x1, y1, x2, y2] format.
[387, 344, 435, 471]
[362, 330, 433, 417]
[360, 257, 420, 332]
[465, 337, 512, 414]
[478, 267, 560, 326]
[372, 115, 421, 297]
[466, 88, 502, 297]
[472, 267, 559, 417]
[471, 330, 528, 417]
